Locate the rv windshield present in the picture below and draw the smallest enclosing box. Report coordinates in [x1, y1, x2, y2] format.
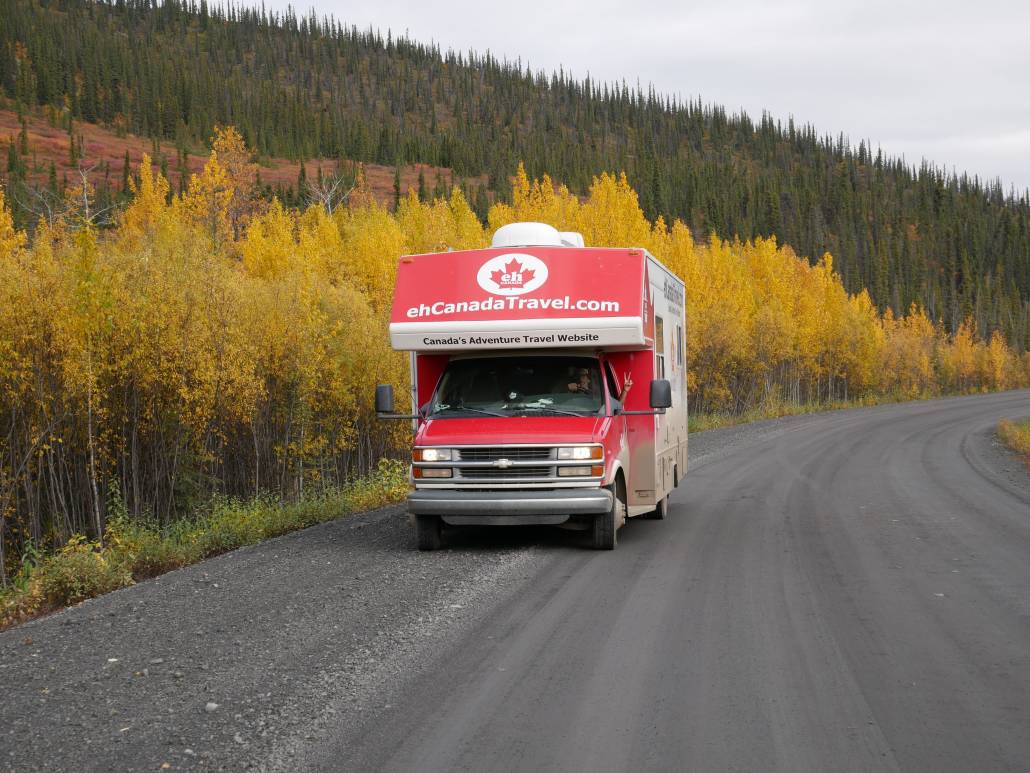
[430, 356, 605, 418]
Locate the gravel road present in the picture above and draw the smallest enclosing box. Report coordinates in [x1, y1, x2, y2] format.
[2, 390, 1029, 772]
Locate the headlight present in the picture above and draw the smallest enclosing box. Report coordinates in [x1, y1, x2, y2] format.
[414, 448, 452, 462]
[557, 446, 603, 460]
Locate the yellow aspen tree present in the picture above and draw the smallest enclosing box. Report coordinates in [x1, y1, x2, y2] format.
[179, 150, 234, 248]
[577, 172, 652, 249]
[0, 189, 30, 578]
[510, 162, 532, 212]
[0, 189, 27, 259]
[335, 193, 406, 310]
[297, 205, 346, 281]
[396, 187, 487, 254]
[347, 165, 377, 211]
[741, 237, 795, 404]
[395, 189, 450, 254]
[0, 186, 28, 414]
[842, 290, 885, 396]
[447, 187, 488, 250]
[810, 253, 852, 401]
[119, 154, 171, 248]
[488, 174, 585, 235]
[486, 199, 517, 235]
[687, 235, 756, 411]
[941, 318, 978, 393]
[211, 125, 262, 237]
[240, 199, 299, 280]
[985, 330, 1013, 390]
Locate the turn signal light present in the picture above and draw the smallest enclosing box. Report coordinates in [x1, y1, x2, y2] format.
[558, 464, 604, 477]
[558, 466, 592, 477]
[414, 467, 452, 478]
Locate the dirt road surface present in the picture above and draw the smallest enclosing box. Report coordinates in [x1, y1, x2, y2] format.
[3, 390, 1029, 772]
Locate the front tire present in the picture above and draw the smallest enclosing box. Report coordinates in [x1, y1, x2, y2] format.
[415, 514, 443, 551]
[593, 480, 626, 550]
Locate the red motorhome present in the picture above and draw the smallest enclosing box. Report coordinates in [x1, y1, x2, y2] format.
[375, 222, 688, 550]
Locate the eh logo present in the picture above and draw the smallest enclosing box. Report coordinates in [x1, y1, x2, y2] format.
[492, 258, 535, 289]
[476, 253, 549, 296]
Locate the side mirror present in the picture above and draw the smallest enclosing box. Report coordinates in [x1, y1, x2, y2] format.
[649, 379, 672, 411]
[375, 384, 395, 415]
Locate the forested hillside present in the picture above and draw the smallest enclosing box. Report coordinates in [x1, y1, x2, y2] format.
[0, 107, 472, 210]
[1, 0, 1028, 347]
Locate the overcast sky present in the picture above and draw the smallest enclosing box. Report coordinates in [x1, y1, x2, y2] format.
[270, 0, 1030, 193]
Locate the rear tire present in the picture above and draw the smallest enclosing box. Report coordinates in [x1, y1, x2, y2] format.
[644, 496, 668, 520]
[415, 514, 443, 551]
[592, 480, 625, 550]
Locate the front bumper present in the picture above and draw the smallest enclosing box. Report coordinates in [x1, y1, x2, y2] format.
[408, 488, 612, 525]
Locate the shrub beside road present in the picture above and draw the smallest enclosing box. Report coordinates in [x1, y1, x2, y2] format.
[998, 418, 1030, 469]
[0, 459, 408, 630]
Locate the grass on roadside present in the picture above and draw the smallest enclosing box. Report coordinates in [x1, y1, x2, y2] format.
[997, 419, 1030, 470]
[0, 459, 409, 631]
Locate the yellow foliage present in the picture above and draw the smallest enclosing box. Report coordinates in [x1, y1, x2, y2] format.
[577, 172, 653, 250]
[985, 329, 1015, 390]
[881, 305, 939, 397]
[240, 199, 298, 279]
[180, 150, 234, 245]
[334, 195, 407, 309]
[0, 188, 27, 260]
[938, 318, 979, 392]
[211, 125, 256, 190]
[297, 205, 346, 279]
[395, 187, 486, 255]
[347, 165, 377, 210]
[488, 164, 583, 233]
[119, 154, 171, 248]
[997, 418, 1030, 456]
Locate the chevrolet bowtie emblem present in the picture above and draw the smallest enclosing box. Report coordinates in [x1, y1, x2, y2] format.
[494, 458, 513, 469]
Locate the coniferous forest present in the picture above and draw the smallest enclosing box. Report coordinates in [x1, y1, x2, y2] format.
[1, 0, 1028, 347]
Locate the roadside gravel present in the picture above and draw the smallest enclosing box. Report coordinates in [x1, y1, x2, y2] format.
[1, 504, 548, 771]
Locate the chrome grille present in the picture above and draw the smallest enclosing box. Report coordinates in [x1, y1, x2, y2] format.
[414, 444, 603, 487]
[457, 447, 552, 461]
[458, 466, 553, 479]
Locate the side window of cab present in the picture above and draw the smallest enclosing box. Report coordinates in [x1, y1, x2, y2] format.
[604, 362, 620, 403]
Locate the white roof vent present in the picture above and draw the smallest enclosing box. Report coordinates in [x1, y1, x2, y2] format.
[491, 222, 584, 249]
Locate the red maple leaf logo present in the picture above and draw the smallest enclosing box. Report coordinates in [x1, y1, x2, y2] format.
[490, 258, 536, 288]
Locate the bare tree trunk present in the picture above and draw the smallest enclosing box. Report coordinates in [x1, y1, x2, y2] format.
[298, 422, 305, 500]
[252, 417, 260, 498]
[86, 348, 103, 543]
[131, 388, 140, 518]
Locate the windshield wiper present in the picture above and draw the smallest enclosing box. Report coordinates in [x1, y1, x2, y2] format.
[433, 406, 507, 418]
[517, 406, 589, 417]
